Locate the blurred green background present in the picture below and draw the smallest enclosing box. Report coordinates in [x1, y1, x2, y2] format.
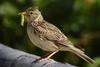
[0, 0, 100, 67]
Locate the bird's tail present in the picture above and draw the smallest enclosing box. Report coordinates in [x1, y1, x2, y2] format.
[60, 44, 95, 64]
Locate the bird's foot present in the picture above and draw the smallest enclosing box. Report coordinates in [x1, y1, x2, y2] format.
[34, 57, 50, 63]
[33, 51, 58, 63]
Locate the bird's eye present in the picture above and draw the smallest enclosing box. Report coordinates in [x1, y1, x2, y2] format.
[29, 12, 33, 14]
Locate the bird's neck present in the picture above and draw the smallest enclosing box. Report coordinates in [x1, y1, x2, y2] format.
[33, 14, 44, 25]
[34, 14, 43, 22]
[28, 15, 44, 26]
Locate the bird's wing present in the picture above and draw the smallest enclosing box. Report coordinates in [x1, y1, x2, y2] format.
[33, 20, 70, 45]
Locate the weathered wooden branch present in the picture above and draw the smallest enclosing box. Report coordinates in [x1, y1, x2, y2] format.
[0, 43, 76, 67]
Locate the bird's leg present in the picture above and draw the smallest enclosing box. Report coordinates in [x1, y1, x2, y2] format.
[34, 50, 59, 62]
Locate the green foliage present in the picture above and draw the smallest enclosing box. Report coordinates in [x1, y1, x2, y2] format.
[0, 2, 18, 16]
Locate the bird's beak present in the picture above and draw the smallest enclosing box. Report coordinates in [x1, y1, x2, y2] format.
[18, 12, 26, 26]
[18, 12, 26, 15]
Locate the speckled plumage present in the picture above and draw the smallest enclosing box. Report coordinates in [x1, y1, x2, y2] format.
[22, 6, 94, 63]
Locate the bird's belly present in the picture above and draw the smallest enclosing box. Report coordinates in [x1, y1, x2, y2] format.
[27, 28, 58, 51]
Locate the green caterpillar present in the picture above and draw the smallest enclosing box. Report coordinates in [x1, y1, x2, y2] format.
[21, 14, 25, 26]
[18, 12, 25, 26]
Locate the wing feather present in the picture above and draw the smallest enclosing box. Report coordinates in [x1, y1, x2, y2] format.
[31, 20, 70, 45]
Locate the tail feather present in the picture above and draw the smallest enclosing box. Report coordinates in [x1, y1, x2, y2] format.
[60, 44, 95, 64]
[67, 45, 95, 64]
[70, 48, 95, 64]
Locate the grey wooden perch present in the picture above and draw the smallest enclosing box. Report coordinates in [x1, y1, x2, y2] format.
[0, 43, 76, 67]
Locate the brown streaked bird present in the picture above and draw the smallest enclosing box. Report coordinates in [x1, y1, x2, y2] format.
[19, 6, 95, 63]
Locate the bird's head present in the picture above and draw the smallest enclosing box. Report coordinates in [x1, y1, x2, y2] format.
[18, 6, 43, 26]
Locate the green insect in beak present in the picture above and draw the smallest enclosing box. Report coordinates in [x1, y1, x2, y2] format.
[18, 12, 26, 26]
